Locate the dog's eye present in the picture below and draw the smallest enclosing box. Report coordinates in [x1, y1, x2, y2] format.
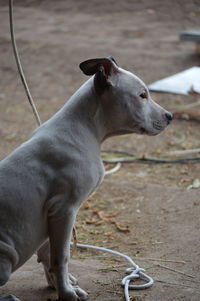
[140, 92, 147, 99]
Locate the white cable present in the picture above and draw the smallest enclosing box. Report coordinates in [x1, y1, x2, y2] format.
[71, 242, 154, 301]
[105, 162, 121, 175]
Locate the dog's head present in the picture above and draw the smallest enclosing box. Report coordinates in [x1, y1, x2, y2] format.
[80, 57, 173, 138]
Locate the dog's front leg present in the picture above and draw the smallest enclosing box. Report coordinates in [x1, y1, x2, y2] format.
[48, 209, 88, 301]
[37, 240, 77, 288]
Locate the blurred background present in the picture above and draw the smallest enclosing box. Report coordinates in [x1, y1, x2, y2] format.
[0, 1, 200, 300]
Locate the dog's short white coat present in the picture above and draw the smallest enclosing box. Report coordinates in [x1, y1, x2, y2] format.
[0, 58, 172, 301]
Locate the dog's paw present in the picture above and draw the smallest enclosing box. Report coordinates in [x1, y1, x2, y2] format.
[44, 266, 77, 289]
[58, 285, 88, 301]
[69, 273, 78, 285]
[74, 286, 88, 300]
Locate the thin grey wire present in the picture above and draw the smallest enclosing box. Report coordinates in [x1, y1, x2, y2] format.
[9, 0, 41, 126]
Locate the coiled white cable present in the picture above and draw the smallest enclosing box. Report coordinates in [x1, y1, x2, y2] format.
[71, 242, 154, 301]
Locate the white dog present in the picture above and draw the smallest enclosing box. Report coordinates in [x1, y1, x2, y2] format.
[0, 57, 172, 301]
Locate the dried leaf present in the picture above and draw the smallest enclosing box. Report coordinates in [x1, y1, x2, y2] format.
[111, 219, 130, 233]
[82, 200, 90, 209]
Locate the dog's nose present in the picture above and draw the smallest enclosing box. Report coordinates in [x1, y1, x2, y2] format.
[165, 112, 173, 122]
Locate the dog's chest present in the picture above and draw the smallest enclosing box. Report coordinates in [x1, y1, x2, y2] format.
[50, 152, 105, 207]
[88, 158, 105, 193]
[74, 156, 105, 201]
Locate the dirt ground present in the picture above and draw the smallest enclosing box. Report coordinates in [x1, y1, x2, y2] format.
[0, 0, 200, 300]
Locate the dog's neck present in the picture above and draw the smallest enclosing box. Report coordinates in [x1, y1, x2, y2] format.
[57, 78, 111, 144]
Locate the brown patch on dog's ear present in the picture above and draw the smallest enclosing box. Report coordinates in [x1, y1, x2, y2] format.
[79, 57, 118, 94]
[79, 57, 118, 76]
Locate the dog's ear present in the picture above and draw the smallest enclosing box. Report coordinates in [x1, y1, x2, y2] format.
[79, 57, 118, 94]
[79, 57, 118, 76]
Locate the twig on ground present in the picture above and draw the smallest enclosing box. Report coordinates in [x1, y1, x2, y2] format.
[136, 257, 187, 264]
[156, 263, 195, 278]
[156, 279, 199, 289]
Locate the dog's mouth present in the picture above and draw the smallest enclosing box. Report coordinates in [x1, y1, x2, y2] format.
[140, 127, 148, 134]
[140, 127, 160, 136]
[152, 121, 164, 131]
[139, 127, 152, 135]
